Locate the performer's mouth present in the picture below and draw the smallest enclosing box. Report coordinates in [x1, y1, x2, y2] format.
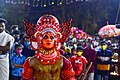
[46, 43, 51, 45]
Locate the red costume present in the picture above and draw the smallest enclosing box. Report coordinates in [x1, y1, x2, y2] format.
[21, 14, 76, 80]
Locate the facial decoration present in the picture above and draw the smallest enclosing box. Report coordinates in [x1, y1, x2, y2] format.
[23, 14, 72, 51]
[42, 32, 55, 49]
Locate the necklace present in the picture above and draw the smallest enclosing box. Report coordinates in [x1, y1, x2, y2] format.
[36, 49, 60, 65]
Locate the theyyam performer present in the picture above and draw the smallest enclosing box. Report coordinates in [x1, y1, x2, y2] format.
[21, 14, 76, 80]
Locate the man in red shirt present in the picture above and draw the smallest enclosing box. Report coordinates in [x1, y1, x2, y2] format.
[70, 46, 88, 80]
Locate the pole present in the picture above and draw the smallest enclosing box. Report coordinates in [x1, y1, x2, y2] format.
[115, 2, 120, 24]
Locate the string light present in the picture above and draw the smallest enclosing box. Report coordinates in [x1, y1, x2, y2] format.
[48, 0, 55, 5]
[57, 0, 63, 5]
[27, 0, 30, 5]
[44, 4, 47, 7]
[52, 2, 55, 5]
[41, 0, 47, 7]
[4, 0, 93, 7]
[59, 2, 62, 5]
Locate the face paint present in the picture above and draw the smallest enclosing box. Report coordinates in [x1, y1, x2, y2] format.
[42, 32, 55, 49]
[77, 51, 83, 56]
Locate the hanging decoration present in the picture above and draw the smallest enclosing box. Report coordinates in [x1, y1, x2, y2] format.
[48, 0, 55, 5]
[57, 0, 63, 6]
[41, 0, 47, 7]
[5, 0, 30, 5]
[5, 0, 92, 7]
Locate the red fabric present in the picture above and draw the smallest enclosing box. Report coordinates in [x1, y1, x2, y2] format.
[36, 51, 60, 65]
[70, 55, 88, 76]
[22, 56, 76, 80]
[22, 58, 34, 80]
[61, 56, 76, 80]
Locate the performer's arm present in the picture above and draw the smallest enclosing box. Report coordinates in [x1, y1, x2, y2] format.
[21, 57, 34, 80]
[61, 56, 76, 80]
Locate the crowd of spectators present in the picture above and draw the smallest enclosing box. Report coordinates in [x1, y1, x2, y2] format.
[61, 33, 120, 80]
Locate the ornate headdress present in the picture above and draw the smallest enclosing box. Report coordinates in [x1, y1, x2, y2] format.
[23, 14, 72, 50]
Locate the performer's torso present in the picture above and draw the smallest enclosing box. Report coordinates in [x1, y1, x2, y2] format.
[31, 56, 63, 80]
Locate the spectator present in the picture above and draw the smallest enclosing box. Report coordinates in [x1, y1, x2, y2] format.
[10, 30, 22, 59]
[96, 41, 113, 80]
[12, 30, 21, 43]
[77, 39, 84, 47]
[0, 18, 14, 80]
[83, 41, 97, 80]
[10, 44, 26, 80]
[64, 47, 72, 60]
[11, 25, 19, 33]
[67, 40, 74, 49]
[71, 46, 77, 55]
[70, 46, 88, 80]
[21, 36, 35, 58]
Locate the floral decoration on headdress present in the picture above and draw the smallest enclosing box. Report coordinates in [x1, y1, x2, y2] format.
[23, 14, 72, 50]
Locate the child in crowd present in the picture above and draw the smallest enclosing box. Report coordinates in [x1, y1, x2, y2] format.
[70, 46, 88, 80]
[10, 44, 26, 80]
[64, 47, 72, 60]
[21, 36, 35, 58]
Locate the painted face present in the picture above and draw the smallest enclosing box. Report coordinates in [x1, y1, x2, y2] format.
[42, 32, 55, 49]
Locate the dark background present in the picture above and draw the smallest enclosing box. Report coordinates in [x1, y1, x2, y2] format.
[0, 0, 120, 36]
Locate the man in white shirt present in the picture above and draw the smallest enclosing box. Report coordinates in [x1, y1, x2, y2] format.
[0, 18, 14, 80]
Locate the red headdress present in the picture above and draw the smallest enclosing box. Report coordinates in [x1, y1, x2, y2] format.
[23, 14, 72, 51]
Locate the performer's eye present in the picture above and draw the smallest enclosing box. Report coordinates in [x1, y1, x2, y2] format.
[43, 35, 48, 39]
[50, 36, 54, 40]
